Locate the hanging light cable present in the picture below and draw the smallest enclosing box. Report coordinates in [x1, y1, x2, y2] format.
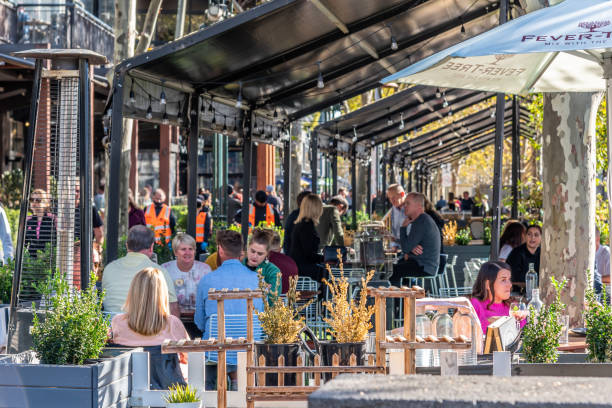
[236, 81, 242, 108]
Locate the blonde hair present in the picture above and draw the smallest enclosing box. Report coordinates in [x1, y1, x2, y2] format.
[295, 193, 323, 225]
[172, 232, 196, 254]
[386, 184, 404, 195]
[31, 188, 50, 212]
[123, 267, 170, 336]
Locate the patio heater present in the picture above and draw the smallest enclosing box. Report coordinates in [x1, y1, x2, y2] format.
[7, 49, 107, 354]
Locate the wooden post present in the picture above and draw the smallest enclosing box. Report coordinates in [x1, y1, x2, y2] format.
[314, 355, 321, 386]
[296, 355, 304, 386]
[217, 299, 226, 408]
[278, 355, 285, 386]
[374, 295, 384, 368]
[403, 296, 416, 374]
[246, 298, 254, 408]
[257, 355, 266, 386]
[331, 353, 340, 379]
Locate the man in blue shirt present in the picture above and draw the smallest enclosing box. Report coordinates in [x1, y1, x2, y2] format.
[195, 229, 263, 390]
[195, 229, 264, 337]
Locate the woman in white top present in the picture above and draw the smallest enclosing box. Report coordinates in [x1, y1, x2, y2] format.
[498, 221, 526, 262]
[163, 233, 212, 313]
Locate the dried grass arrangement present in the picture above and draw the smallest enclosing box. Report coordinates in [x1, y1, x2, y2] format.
[322, 251, 375, 343]
[256, 271, 313, 344]
[442, 220, 458, 246]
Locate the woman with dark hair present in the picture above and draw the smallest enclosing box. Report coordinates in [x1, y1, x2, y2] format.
[471, 261, 526, 334]
[498, 221, 526, 262]
[506, 224, 542, 293]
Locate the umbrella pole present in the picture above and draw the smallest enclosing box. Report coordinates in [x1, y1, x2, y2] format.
[604, 55, 612, 282]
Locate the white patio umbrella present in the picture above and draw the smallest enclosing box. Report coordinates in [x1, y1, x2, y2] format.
[383, 0, 612, 262]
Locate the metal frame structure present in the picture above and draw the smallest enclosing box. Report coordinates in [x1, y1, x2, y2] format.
[105, 0, 524, 262]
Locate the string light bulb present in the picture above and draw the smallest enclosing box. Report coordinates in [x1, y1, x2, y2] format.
[146, 96, 153, 120]
[211, 114, 216, 126]
[352, 125, 358, 142]
[317, 61, 324, 89]
[387, 116, 393, 126]
[391, 35, 398, 51]
[159, 87, 166, 105]
[208, 98, 214, 113]
[399, 113, 405, 130]
[273, 108, 278, 119]
[435, 88, 441, 98]
[129, 82, 135, 105]
[442, 96, 449, 108]
[438, 139, 443, 147]
[236, 81, 242, 108]
[461, 23, 466, 35]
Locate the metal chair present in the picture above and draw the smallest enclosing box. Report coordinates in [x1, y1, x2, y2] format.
[206, 313, 263, 365]
[400, 254, 448, 298]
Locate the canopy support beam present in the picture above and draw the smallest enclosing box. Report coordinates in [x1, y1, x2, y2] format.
[187, 94, 200, 238]
[283, 136, 291, 217]
[311, 131, 318, 194]
[511, 95, 520, 220]
[351, 149, 357, 230]
[603, 54, 612, 283]
[489, 0, 508, 260]
[241, 111, 253, 244]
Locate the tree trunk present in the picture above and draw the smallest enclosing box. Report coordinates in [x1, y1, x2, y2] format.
[111, 0, 136, 238]
[288, 123, 303, 213]
[540, 92, 602, 327]
[135, 0, 163, 55]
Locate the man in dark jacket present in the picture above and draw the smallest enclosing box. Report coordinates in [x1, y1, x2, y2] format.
[316, 195, 348, 250]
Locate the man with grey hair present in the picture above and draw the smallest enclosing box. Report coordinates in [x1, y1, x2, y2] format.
[385, 184, 408, 250]
[102, 225, 179, 316]
[390, 192, 441, 286]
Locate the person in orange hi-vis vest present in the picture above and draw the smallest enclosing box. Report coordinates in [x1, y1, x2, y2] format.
[144, 188, 175, 244]
[234, 190, 280, 230]
[195, 193, 212, 247]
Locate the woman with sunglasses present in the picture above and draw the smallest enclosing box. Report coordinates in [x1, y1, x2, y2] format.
[25, 189, 55, 257]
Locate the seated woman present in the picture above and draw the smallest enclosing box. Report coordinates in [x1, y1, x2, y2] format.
[242, 228, 281, 302]
[506, 224, 541, 294]
[498, 221, 526, 262]
[162, 233, 212, 337]
[111, 267, 190, 388]
[471, 261, 526, 335]
[25, 188, 55, 257]
[289, 193, 324, 283]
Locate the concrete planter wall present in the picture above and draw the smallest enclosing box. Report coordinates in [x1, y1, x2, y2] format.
[0, 347, 135, 408]
[416, 353, 612, 377]
[444, 245, 490, 286]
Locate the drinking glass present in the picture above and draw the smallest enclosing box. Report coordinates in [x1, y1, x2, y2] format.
[559, 315, 570, 344]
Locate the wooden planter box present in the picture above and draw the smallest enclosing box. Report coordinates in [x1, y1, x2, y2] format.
[0, 347, 135, 408]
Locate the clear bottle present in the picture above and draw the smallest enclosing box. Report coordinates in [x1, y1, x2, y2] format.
[525, 263, 538, 301]
[528, 288, 543, 313]
[433, 311, 454, 366]
[415, 314, 433, 367]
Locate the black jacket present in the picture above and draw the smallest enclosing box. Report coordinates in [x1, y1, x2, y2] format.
[282, 209, 299, 253]
[289, 219, 324, 282]
[507, 243, 541, 293]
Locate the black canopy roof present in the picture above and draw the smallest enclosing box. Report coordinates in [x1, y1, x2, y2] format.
[114, 0, 511, 129]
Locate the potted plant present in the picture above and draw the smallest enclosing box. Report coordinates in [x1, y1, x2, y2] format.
[163, 383, 201, 408]
[256, 272, 314, 385]
[321, 255, 375, 372]
[521, 277, 567, 363]
[0, 272, 134, 408]
[584, 283, 612, 362]
[0, 258, 12, 304]
[454, 227, 472, 246]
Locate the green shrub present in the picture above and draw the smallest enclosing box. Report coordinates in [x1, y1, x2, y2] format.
[455, 227, 472, 245]
[585, 281, 612, 362]
[154, 240, 175, 265]
[0, 258, 13, 304]
[173, 204, 188, 232]
[0, 169, 24, 209]
[32, 271, 109, 365]
[5, 208, 19, 246]
[521, 276, 567, 363]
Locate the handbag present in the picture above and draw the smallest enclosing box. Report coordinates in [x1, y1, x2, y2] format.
[323, 245, 347, 263]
